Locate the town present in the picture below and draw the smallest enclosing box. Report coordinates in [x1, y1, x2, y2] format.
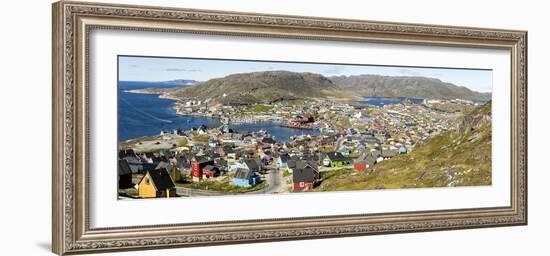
[117, 97, 482, 199]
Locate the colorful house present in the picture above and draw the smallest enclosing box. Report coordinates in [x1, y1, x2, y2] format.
[353, 154, 376, 172]
[232, 168, 261, 187]
[337, 148, 351, 156]
[191, 156, 214, 182]
[322, 152, 351, 167]
[292, 160, 319, 191]
[138, 168, 176, 198]
[203, 165, 220, 178]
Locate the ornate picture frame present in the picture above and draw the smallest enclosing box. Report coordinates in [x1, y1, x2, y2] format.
[52, 1, 527, 255]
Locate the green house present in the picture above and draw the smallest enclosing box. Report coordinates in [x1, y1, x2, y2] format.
[322, 152, 351, 167]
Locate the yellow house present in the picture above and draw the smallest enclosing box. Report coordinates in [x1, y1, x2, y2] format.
[138, 168, 177, 198]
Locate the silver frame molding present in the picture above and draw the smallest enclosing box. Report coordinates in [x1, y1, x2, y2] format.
[52, 1, 527, 255]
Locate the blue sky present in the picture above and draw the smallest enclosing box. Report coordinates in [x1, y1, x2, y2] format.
[119, 56, 493, 93]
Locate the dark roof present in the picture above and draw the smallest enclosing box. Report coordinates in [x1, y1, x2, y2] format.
[354, 153, 376, 165]
[287, 159, 297, 169]
[203, 165, 218, 172]
[175, 156, 191, 169]
[325, 152, 349, 162]
[244, 158, 261, 171]
[156, 162, 175, 172]
[279, 154, 291, 163]
[301, 153, 320, 162]
[193, 155, 214, 164]
[214, 158, 227, 167]
[152, 155, 168, 163]
[297, 160, 318, 171]
[118, 159, 132, 176]
[262, 137, 276, 144]
[221, 145, 235, 154]
[128, 162, 156, 174]
[292, 160, 319, 183]
[234, 168, 254, 180]
[145, 168, 175, 190]
[182, 152, 195, 160]
[118, 149, 136, 159]
[162, 150, 174, 158]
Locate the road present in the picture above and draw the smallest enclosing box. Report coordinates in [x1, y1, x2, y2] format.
[176, 186, 229, 197]
[132, 165, 287, 197]
[335, 135, 345, 151]
[251, 167, 286, 194]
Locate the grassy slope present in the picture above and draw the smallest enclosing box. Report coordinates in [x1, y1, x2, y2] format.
[314, 104, 492, 191]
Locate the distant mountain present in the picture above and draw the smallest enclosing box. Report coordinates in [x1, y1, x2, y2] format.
[162, 79, 200, 86]
[120, 80, 199, 94]
[329, 75, 491, 101]
[164, 71, 357, 105]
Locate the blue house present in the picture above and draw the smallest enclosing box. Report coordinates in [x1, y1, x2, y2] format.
[338, 148, 351, 156]
[232, 168, 261, 187]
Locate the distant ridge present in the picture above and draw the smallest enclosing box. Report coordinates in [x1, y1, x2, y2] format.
[329, 75, 491, 101]
[163, 71, 357, 105]
[127, 72, 492, 103]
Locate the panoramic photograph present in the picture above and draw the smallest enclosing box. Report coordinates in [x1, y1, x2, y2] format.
[117, 56, 493, 199]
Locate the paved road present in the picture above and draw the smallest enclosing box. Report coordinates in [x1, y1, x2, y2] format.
[176, 186, 229, 197]
[335, 135, 345, 151]
[251, 167, 285, 194]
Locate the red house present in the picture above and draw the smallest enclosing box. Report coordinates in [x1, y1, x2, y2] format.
[354, 161, 367, 172]
[292, 160, 319, 191]
[191, 156, 214, 182]
[353, 154, 376, 172]
[202, 165, 220, 178]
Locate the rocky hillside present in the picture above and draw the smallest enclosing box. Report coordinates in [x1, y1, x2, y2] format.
[329, 75, 491, 101]
[163, 71, 357, 105]
[314, 103, 492, 191]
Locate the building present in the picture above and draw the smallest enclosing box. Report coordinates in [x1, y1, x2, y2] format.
[156, 161, 181, 183]
[244, 158, 263, 174]
[322, 152, 351, 167]
[292, 160, 319, 191]
[353, 154, 376, 172]
[276, 154, 291, 169]
[117, 159, 133, 189]
[337, 148, 352, 156]
[138, 168, 176, 198]
[203, 165, 220, 178]
[191, 156, 215, 182]
[232, 168, 261, 187]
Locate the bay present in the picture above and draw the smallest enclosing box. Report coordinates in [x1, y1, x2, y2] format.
[118, 81, 319, 142]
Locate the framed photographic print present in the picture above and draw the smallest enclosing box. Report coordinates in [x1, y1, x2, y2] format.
[52, 1, 527, 255]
